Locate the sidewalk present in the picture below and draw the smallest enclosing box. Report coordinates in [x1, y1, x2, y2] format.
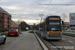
[3, 31, 42, 50]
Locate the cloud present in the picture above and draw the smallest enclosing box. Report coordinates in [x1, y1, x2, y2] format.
[1, 0, 10, 2]
[0, 0, 75, 24]
[5, 6, 19, 9]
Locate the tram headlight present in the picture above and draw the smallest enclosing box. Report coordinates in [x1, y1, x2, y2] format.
[47, 32, 49, 34]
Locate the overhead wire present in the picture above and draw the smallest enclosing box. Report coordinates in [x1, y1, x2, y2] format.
[42, 0, 52, 14]
[54, 0, 75, 14]
[40, 0, 75, 21]
[54, 0, 75, 22]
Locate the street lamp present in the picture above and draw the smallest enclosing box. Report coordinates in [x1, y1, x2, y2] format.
[39, 14, 44, 22]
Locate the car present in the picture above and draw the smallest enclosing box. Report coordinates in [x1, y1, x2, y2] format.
[8, 29, 19, 36]
[0, 33, 6, 44]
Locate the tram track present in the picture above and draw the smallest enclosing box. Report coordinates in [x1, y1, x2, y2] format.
[36, 34, 61, 50]
[36, 33, 75, 50]
[48, 41, 61, 50]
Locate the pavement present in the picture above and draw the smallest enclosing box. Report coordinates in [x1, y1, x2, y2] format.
[3, 31, 42, 50]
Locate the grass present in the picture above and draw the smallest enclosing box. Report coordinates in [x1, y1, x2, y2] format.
[62, 33, 75, 36]
[62, 29, 67, 31]
[1, 32, 8, 36]
[29, 30, 34, 33]
[21, 30, 26, 31]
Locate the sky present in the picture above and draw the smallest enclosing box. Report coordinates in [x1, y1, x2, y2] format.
[0, 0, 75, 25]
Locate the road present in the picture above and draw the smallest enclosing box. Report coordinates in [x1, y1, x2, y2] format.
[1, 31, 75, 50]
[62, 31, 75, 34]
[62, 35, 75, 46]
[0, 36, 18, 50]
[0, 31, 42, 50]
[40, 35, 75, 50]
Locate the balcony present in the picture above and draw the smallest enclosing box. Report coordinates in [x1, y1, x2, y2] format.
[0, 19, 2, 23]
[0, 14, 2, 18]
[0, 23, 2, 27]
[0, 16, 2, 18]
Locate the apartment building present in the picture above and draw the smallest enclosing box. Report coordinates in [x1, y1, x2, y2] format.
[11, 20, 19, 28]
[0, 7, 11, 28]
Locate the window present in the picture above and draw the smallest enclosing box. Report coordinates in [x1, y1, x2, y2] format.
[51, 28, 56, 30]
[49, 22, 60, 25]
[5, 23, 7, 25]
[51, 27, 60, 31]
[5, 19, 7, 21]
[5, 15, 7, 17]
[0, 33, 1, 36]
[9, 30, 16, 31]
[0, 23, 2, 27]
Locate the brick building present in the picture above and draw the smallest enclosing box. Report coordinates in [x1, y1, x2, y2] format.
[11, 20, 19, 28]
[0, 7, 11, 28]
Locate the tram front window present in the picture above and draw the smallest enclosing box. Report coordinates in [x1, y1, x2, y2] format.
[51, 27, 60, 31]
[47, 25, 61, 31]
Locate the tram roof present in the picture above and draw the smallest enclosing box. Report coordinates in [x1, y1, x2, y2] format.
[46, 15, 60, 18]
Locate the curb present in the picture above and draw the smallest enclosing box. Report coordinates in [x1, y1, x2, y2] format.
[34, 32, 48, 50]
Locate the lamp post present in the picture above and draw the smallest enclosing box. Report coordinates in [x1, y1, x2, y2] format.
[35, 19, 40, 30]
[39, 14, 44, 23]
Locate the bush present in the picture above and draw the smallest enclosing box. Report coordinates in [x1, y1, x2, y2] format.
[0, 28, 10, 32]
[1, 32, 8, 36]
[29, 30, 34, 33]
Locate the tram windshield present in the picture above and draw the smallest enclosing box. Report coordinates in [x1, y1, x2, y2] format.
[47, 25, 61, 31]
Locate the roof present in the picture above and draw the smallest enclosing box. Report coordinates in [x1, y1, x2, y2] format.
[0, 7, 10, 15]
[11, 20, 18, 24]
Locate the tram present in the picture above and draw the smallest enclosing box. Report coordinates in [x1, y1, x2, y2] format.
[36, 15, 62, 40]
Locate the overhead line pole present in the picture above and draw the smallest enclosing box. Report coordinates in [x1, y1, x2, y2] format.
[39, 14, 44, 31]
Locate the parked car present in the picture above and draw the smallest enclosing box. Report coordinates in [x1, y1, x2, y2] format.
[8, 29, 19, 36]
[0, 33, 6, 44]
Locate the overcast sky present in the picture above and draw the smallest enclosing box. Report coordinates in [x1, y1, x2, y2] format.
[0, 0, 75, 25]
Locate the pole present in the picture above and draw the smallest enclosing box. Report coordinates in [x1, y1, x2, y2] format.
[39, 14, 44, 29]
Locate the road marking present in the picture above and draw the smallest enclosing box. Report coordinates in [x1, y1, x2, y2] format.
[68, 40, 73, 43]
[62, 38, 65, 40]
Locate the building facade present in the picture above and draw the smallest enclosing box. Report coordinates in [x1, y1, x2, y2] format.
[11, 20, 19, 28]
[0, 7, 11, 28]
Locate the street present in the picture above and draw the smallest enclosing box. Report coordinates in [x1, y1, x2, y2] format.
[1, 31, 75, 50]
[0, 31, 42, 50]
[39, 34, 75, 50]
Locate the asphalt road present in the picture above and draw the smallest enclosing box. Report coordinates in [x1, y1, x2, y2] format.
[0, 36, 18, 50]
[62, 35, 75, 46]
[0, 31, 42, 50]
[39, 34, 75, 50]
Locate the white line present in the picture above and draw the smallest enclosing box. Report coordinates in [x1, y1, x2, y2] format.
[68, 40, 73, 43]
[62, 38, 65, 40]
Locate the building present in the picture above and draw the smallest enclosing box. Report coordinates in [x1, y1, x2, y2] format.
[20, 21, 30, 30]
[0, 7, 11, 28]
[11, 20, 19, 28]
